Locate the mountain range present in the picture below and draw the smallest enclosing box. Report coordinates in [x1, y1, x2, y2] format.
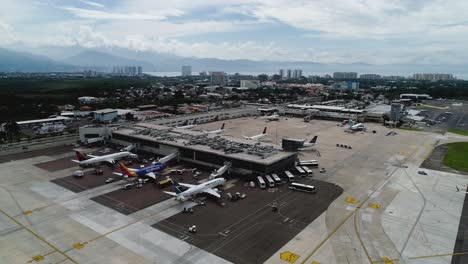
[0, 46, 467, 78]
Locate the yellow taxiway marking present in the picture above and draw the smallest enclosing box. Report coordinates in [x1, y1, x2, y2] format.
[311, 261, 320, 264]
[345, 197, 359, 204]
[368, 203, 381, 209]
[73, 242, 87, 249]
[398, 152, 407, 156]
[32, 255, 44, 262]
[409, 251, 468, 260]
[23, 210, 33, 215]
[280, 251, 300, 263]
[371, 257, 399, 263]
[0, 209, 77, 264]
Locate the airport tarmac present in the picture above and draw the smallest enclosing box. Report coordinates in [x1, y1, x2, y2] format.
[0, 117, 467, 264]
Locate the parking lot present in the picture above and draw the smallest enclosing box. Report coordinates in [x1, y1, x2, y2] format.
[153, 177, 343, 264]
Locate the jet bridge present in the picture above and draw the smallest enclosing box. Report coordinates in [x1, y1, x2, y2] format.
[209, 161, 232, 179]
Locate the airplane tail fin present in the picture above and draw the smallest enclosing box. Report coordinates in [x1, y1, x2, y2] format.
[170, 179, 184, 194]
[310, 136, 318, 143]
[118, 162, 137, 177]
[75, 151, 88, 161]
[262, 127, 267, 134]
[221, 123, 225, 130]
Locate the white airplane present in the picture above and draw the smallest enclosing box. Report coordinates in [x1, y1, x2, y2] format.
[243, 127, 267, 141]
[345, 120, 366, 132]
[176, 118, 198, 129]
[456, 185, 468, 194]
[164, 177, 226, 201]
[298, 136, 318, 150]
[260, 114, 280, 121]
[204, 123, 225, 135]
[72, 150, 137, 166]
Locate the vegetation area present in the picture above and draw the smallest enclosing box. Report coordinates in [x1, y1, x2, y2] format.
[448, 129, 468, 136]
[443, 142, 468, 172]
[0, 77, 153, 121]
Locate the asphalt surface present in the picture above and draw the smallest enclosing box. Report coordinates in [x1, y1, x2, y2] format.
[34, 156, 77, 172]
[51, 167, 116, 193]
[416, 100, 468, 133]
[452, 191, 468, 264]
[420, 144, 468, 175]
[153, 179, 343, 264]
[0, 145, 73, 163]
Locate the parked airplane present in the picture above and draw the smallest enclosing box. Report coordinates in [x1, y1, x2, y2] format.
[204, 123, 225, 135]
[344, 120, 367, 132]
[72, 150, 137, 166]
[115, 153, 178, 180]
[298, 136, 318, 150]
[243, 127, 267, 141]
[164, 177, 226, 201]
[176, 118, 198, 129]
[260, 114, 280, 121]
[456, 185, 468, 194]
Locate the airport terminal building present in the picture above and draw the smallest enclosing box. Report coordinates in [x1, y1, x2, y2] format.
[111, 123, 297, 176]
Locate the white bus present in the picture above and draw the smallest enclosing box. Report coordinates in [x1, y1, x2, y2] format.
[289, 182, 316, 194]
[295, 166, 306, 177]
[284, 171, 295, 182]
[257, 176, 266, 189]
[265, 175, 275, 187]
[302, 166, 313, 177]
[271, 173, 282, 185]
[298, 160, 319, 167]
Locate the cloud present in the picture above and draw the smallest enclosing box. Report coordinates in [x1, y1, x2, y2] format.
[62, 6, 184, 20]
[77, 0, 105, 8]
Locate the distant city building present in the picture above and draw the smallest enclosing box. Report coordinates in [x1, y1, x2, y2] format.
[112, 66, 141, 76]
[333, 72, 358, 79]
[258, 74, 268, 82]
[331, 81, 360, 90]
[360, 74, 381, 80]
[279, 69, 285, 79]
[286, 69, 292, 79]
[390, 103, 402, 121]
[181, 66, 192, 77]
[199, 71, 207, 76]
[240, 80, 260, 89]
[293, 69, 303, 79]
[210, 71, 226, 85]
[412, 73, 455, 81]
[93, 109, 118, 123]
[78, 96, 100, 104]
[400, 94, 432, 101]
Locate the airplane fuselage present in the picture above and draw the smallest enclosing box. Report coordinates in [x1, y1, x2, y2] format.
[176, 178, 226, 200]
[79, 151, 134, 165]
[134, 163, 166, 177]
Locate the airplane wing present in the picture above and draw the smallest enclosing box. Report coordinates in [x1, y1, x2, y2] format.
[146, 172, 157, 179]
[163, 191, 177, 196]
[203, 188, 221, 198]
[71, 160, 81, 164]
[177, 182, 197, 188]
[87, 154, 99, 158]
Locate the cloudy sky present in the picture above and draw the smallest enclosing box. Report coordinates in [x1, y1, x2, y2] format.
[1, 0, 468, 64]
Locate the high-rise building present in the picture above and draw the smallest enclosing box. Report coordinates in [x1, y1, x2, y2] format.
[412, 73, 454, 81]
[210, 71, 225, 85]
[181, 66, 192, 77]
[279, 69, 285, 79]
[293, 69, 302, 79]
[360, 74, 381, 80]
[333, 72, 358, 79]
[286, 69, 292, 79]
[112, 66, 140, 76]
[137, 66, 143, 76]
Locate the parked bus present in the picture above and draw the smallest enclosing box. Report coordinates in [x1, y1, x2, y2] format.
[289, 182, 316, 194]
[302, 166, 313, 177]
[257, 176, 266, 189]
[271, 173, 282, 185]
[265, 175, 275, 188]
[295, 166, 306, 177]
[284, 171, 295, 182]
[298, 159, 319, 167]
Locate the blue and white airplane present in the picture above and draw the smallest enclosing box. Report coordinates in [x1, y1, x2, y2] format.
[115, 152, 178, 180]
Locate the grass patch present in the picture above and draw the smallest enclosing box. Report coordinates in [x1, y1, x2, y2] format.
[448, 129, 468, 136]
[443, 142, 468, 172]
[398, 127, 423, 131]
